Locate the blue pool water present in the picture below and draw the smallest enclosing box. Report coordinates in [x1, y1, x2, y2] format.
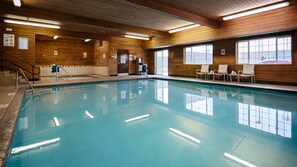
[6, 79, 297, 167]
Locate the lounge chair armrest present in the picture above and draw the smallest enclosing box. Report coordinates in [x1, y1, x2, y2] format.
[196, 69, 201, 72]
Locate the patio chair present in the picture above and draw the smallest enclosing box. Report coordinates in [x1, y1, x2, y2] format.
[214, 64, 228, 81]
[238, 65, 255, 83]
[196, 65, 209, 79]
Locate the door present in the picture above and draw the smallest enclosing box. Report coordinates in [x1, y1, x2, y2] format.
[155, 50, 168, 75]
[117, 50, 129, 76]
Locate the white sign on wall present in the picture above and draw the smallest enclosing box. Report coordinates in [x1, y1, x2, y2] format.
[3, 34, 15, 47]
[18, 37, 29, 50]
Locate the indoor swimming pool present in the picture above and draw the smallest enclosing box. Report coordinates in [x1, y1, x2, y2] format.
[5, 79, 297, 167]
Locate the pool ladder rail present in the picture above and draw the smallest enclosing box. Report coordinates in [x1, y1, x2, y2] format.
[60, 66, 73, 79]
[17, 68, 34, 95]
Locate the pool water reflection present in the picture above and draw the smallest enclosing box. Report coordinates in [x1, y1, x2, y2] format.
[6, 79, 297, 167]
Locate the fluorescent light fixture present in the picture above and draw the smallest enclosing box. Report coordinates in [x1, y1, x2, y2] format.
[85, 110, 94, 119]
[53, 117, 60, 126]
[169, 128, 200, 144]
[4, 19, 60, 29]
[223, 2, 289, 20]
[224, 152, 257, 167]
[85, 39, 91, 42]
[11, 138, 60, 154]
[124, 35, 150, 40]
[126, 32, 149, 37]
[125, 114, 150, 123]
[13, 0, 21, 7]
[53, 36, 59, 39]
[168, 24, 200, 33]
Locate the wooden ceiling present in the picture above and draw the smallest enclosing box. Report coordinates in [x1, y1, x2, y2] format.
[11, 0, 193, 31]
[157, 0, 285, 20]
[0, 0, 294, 40]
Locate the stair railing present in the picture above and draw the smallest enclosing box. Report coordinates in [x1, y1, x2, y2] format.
[0, 51, 40, 83]
[19, 68, 34, 94]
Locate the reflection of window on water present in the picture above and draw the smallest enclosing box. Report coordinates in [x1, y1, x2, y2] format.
[155, 80, 168, 104]
[121, 90, 126, 99]
[238, 103, 292, 138]
[185, 93, 213, 116]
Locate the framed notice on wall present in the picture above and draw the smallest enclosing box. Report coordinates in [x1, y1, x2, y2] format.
[18, 37, 29, 50]
[3, 34, 15, 47]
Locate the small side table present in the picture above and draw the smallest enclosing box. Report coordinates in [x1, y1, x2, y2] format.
[228, 74, 238, 82]
[207, 73, 215, 80]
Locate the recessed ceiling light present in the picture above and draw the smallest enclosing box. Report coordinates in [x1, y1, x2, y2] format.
[4, 19, 60, 29]
[124, 35, 149, 40]
[53, 36, 59, 39]
[223, 2, 289, 21]
[13, 0, 21, 7]
[85, 39, 91, 42]
[168, 24, 200, 33]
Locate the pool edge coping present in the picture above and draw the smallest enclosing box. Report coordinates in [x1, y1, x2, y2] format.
[0, 76, 296, 166]
[0, 87, 25, 167]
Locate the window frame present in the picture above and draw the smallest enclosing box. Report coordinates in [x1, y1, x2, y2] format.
[236, 35, 292, 65]
[183, 44, 213, 65]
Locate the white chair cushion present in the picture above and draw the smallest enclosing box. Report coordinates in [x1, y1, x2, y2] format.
[243, 64, 254, 75]
[201, 65, 209, 73]
[218, 65, 228, 74]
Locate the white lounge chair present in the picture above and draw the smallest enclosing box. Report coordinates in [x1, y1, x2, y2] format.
[214, 65, 228, 81]
[196, 65, 209, 79]
[238, 65, 255, 83]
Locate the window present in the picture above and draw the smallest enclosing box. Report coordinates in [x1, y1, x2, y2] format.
[237, 36, 292, 64]
[184, 44, 213, 64]
[155, 50, 168, 75]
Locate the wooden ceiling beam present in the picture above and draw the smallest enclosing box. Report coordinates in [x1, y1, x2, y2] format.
[0, 3, 169, 38]
[34, 28, 110, 41]
[126, 0, 219, 29]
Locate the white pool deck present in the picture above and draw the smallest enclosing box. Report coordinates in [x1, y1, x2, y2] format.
[34, 75, 297, 92]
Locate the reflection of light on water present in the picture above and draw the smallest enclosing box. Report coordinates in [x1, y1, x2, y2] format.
[11, 138, 60, 154]
[238, 103, 292, 138]
[53, 117, 60, 127]
[169, 128, 200, 144]
[19, 117, 28, 130]
[85, 110, 94, 119]
[224, 152, 257, 167]
[125, 114, 150, 123]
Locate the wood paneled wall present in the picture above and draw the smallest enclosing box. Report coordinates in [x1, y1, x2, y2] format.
[35, 39, 94, 65]
[0, 23, 37, 78]
[144, 4, 297, 49]
[94, 40, 109, 66]
[148, 30, 297, 84]
[108, 37, 147, 75]
[0, 23, 35, 65]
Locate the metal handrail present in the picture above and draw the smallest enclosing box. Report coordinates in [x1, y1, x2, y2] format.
[19, 68, 34, 94]
[0, 50, 40, 83]
[60, 66, 73, 77]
